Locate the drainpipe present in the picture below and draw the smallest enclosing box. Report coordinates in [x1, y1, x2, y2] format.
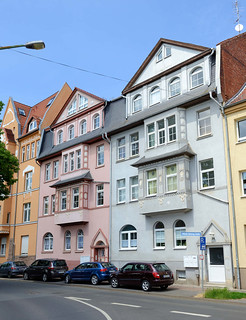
[209, 91, 241, 289]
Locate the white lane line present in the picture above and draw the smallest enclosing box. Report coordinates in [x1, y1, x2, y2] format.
[111, 302, 141, 308]
[65, 297, 112, 320]
[171, 311, 211, 318]
[65, 296, 91, 301]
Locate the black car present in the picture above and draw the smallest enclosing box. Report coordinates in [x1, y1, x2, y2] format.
[0, 261, 27, 278]
[23, 259, 68, 282]
[110, 262, 174, 291]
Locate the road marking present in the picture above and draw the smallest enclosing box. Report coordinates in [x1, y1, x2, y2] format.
[171, 311, 211, 318]
[65, 297, 91, 301]
[111, 302, 141, 308]
[65, 297, 112, 320]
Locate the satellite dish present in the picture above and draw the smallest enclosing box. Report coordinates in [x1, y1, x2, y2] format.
[235, 23, 244, 32]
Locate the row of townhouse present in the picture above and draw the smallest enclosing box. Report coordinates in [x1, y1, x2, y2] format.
[1, 32, 246, 288]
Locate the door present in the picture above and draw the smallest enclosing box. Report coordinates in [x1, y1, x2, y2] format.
[208, 247, 225, 283]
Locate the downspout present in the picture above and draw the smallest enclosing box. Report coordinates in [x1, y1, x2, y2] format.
[12, 143, 20, 260]
[209, 91, 241, 289]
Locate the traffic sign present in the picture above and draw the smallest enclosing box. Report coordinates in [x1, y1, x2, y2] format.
[181, 232, 201, 236]
[200, 237, 206, 250]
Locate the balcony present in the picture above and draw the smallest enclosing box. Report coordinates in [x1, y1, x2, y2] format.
[0, 225, 10, 234]
[139, 192, 192, 216]
[54, 209, 89, 225]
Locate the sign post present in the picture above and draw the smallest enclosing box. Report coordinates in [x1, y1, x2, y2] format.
[200, 237, 206, 292]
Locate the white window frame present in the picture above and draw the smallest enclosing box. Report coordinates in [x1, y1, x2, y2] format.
[117, 137, 126, 160]
[31, 142, 35, 158]
[44, 233, 53, 251]
[154, 222, 165, 248]
[63, 155, 68, 173]
[57, 130, 63, 144]
[241, 172, 246, 196]
[65, 231, 71, 251]
[76, 150, 82, 169]
[130, 176, 138, 201]
[165, 46, 171, 58]
[68, 125, 75, 140]
[198, 108, 211, 137]
[156, 48, 163, 62]
[79, 95, 88, 109]
[29, 120, 37, 131]
[169, 77, 181, 98]
[96, 184, 104, 206]
[25, 172, 32, 191]
[97, 145, 104, 166]
[26, 144, 30, 160]
[200, 159, 215, 189]
[147, 169, 157, 196]
[60, 190, 67, 210]
[21, 236, 29, 256]
[68, 99, 76, 115]
[191, 67, 204, 89]
[70, 152, 74, 171]
[73, 187, 79, 209]
[150, 86, 160, 106]
[133, 95, 142, 113]
[237, 119, 246, 142]
[23, 203, 31, 222]
[43, 196, 49, 215]
[147, 123, 155, 148]
[80, 120, 87, 135]
[167, 115, 176, 142]
[36, 140, 40, 155]
[51, 194, 55, 214]
[0, 237, 6, 256]
[93, 114, 100, 130]
[157, 119, 165, 145]
[45, 163, 51, 181]
[77, 230, 84, 250]
[117, 179, 126, 203]
[120, 225, 137, 249]
[53, 160, 59, 179]
[22, 146, 25, 162]
[166, 164, 177, 193]
[130, 132, 139, 157]
[174, 220, 186, 248]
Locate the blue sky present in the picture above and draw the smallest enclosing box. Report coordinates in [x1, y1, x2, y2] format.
[0, 0, 244, 119]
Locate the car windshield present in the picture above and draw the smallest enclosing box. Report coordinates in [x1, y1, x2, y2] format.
[53, 260, 67, 267]
[14, 262, 26, 266]
[101, 263, 114, 268]
[152, 263, 170, 272]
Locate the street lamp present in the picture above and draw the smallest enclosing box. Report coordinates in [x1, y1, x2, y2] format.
[0, 41, 45, 50]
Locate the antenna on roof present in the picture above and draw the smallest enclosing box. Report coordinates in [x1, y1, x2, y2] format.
[235, 0, 244, 33]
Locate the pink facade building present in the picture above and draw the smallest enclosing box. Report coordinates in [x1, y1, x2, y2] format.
[36, 88, 110, 269]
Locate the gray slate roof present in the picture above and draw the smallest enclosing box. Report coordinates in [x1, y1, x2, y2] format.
[50, 171, 93, 188]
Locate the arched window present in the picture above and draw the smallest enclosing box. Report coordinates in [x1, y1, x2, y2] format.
[44, 232, 53, 251]
[65, 231, 71, 251]
[68, 99, 76, 115]
[154, 222, 165, 248]
[133, 95, 142, 113]
[68, 125, 74, 140]
[120, 225, 137, 249]
[191, 67, 203, 88]
[80, 120, 87, 135]
[93, 114, 100, 130]
[174, 220, 186, 248]
[57, 130, 63, 144]
[29, 120, 37, 131]
[150, 87, 160, 105]
[169, 77, 181, 97]
[77, 230, 84, 250]
[79, 95, 88, 109]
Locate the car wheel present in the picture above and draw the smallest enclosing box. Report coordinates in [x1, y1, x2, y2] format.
[65, 274, 71, 284]
[7, 272, 12, 278]
[91, 275, 99, 285]
[110, 277, 119, 288]
[142, 280, 151, 292]
[42, 273, 48, 282]
[23, 272, 29, 280]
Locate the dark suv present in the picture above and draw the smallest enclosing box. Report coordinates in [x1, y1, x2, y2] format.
[110, 262, 174, 291]
[23, 259, 68, 282]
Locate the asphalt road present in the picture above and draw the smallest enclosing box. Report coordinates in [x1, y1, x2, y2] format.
[0, 278, 246, 320]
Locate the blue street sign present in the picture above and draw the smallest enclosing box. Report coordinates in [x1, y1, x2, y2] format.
[181, 232, 201, 236]
[200, 236, 206, 250]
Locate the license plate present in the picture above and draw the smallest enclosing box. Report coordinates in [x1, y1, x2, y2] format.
[163, 274, 170, 278]
[59, 271, 64, 274]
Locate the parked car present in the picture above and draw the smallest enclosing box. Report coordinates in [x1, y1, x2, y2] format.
[23, 259, 68, 282]
[65, 262, 117, 285]
[110, 262, 174, 291]
[0, 261, 27, 278]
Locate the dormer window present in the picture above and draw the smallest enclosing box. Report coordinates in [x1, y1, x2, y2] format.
[79, 95, 88, 110]
[169, 77, 181, 98]
[68, 99, 76, 116]
[150, 87, 160, 106]
[29, 120, 37, 131]
[19, 108, 26, 116]
[191, 67, 203, 89]
[93, 114, 100, 130]
[156, 48, 163, 62]
[68, 125, 75, 140]
[133, 95, 142, 113]
[57, 130, 63, 144]
[46, 97, 55, 107]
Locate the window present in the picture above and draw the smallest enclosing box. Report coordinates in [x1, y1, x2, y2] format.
[241, 172, 246, 196]
[93, 114, 100, 129]
[117, 179, 126, 203]
[53, 161, 59, 179]
[26, 145, 30, 160]
[36, 140, 40, 155]
[77, 230, 84, 250]
[150, 87, 160, 105]
[31, 142, 35, 158]
[44, 233, 53, 251]
[70, 152, 74, 171]
[6, 212, 10, 224]
[156, 49, 163, 62]
[167, 115, 176, 142]
[76, 150, 82, 169]
[198, 109, 211, 137]
[79, 95, 88, 109]
[23, 203, 31, 222]
[191, 67, 203, 88]
[19, 108, 25, 116]
[158, 119, 165, 145]
[63, 155, 68, 173]
[130, 176, 138, 201]
[21, 236, 29, 255]
[73, 187, 79, 208]
[174, 220, 186, 248]
[61, 191, 67, 210]
[51, 194, 55, 214]
[165, 46, 171, 57]
[118, 137, 126, 160]
[147, 169, 157, 196]
[46, 97, 55, 107]
[133, 95, 142, 113]
[80, 120, 87, 135]
[169, 77, 181, 97]
[154, 222, 165, 248]
[120, 225, 137, 249]
[130, 133, 139, 156]
[57, 130, 63, 144]
[147, 123, 155, 148]
[45, 163, 51, 181]
[200, 159, 215, 189]
[68, 99, 76, 115]
[43, 196, 49, 215]
[0, 237, 7, 256]
[237, 119, 246, 142]
[97, 145, 104, 166]
[22, 147, 25, 162]
[96, 184, 104, 206]
[166, 164, 177, 192]
[25, 172, 32, 191]
[29, 120, 37, 131]
[68, 125, 75, 140]
[65, 231, 71, 250]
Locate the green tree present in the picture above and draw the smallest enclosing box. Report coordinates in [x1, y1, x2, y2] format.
[0, 101, 19, 200]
